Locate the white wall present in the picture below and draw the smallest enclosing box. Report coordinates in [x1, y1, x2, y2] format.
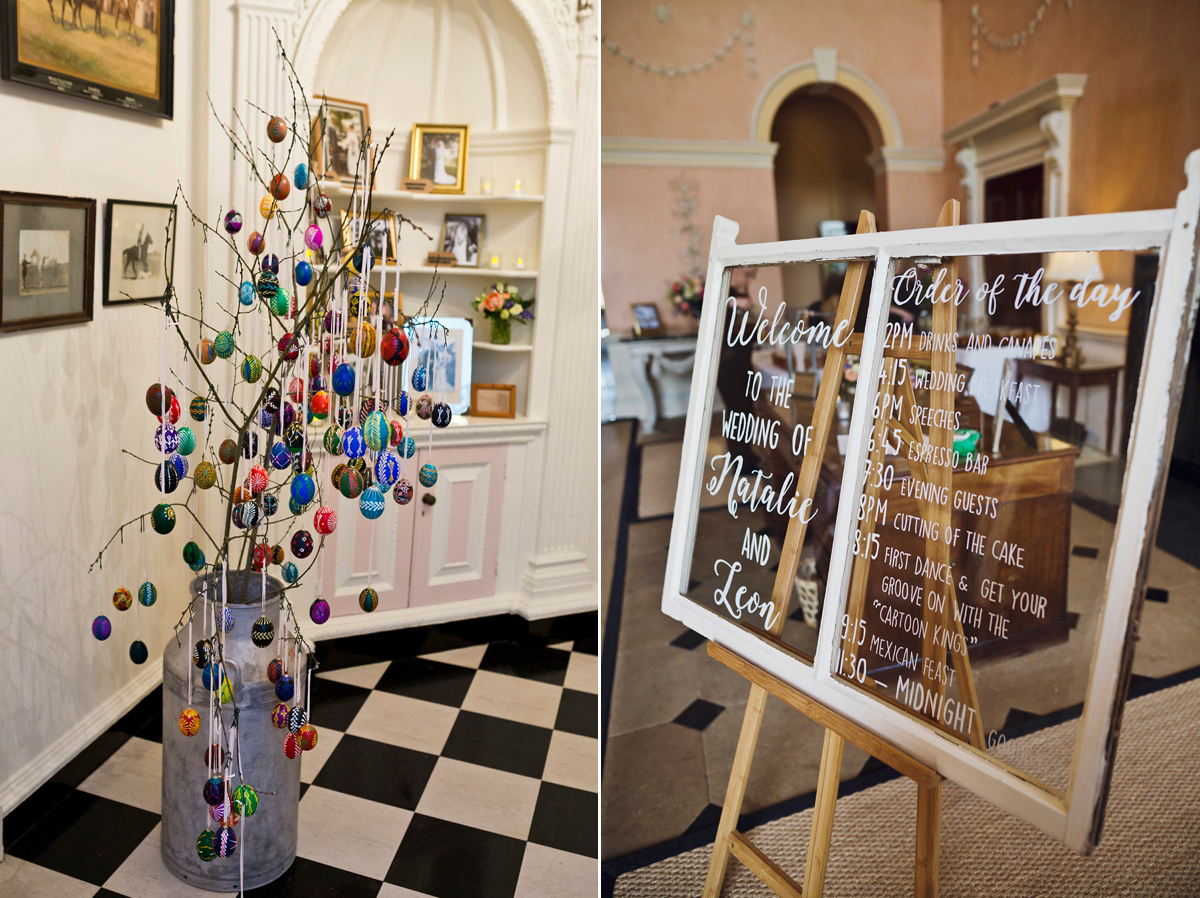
[0, 0, 207, 825]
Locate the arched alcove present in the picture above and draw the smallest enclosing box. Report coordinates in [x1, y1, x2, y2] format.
[770, 89, 878, 309]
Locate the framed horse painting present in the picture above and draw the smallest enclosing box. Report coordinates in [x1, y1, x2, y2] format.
[103, 199, 176, 305]
[0, 0, 174, 118]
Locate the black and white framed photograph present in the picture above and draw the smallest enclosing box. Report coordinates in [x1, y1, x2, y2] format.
[339, 210, 397, 265]
[631, 302, 663, 337]
[409, 316, 474, 414]
[1, 191, 95, 333]
[409, 124, 469, 194]
[440, 213, 484, 268]
[313, 97, 369, 184]
[103, 199, 176, 305]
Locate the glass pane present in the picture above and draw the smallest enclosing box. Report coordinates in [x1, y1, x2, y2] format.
[834, 249, 1155, 791]
[683, 260, 876, 661]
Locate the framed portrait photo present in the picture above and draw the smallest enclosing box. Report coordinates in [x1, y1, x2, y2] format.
[1, 192, 95, 333]
[339, 210, 397, 265]
[312, 97, 369, 184]
[631, 302, 663, 337]
[409, 317, 474, 414]
[1, 0, 174, 118]
[470, 383, 516, 419]
[441, 213, 484, 268]
[410, 124, 469, 194]
[104, 200, 176, 305]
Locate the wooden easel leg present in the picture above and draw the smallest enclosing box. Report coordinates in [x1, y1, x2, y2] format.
[914, 775, 942, 898]
[703, 683, 769, 898]
[802, 728, 846, 898]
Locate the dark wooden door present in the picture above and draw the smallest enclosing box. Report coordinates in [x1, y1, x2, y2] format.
[984, 165, 1045, 331]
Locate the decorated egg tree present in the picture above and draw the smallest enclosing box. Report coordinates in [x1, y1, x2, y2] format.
[86, 51, 457, 887]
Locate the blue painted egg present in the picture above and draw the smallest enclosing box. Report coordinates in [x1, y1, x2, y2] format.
[291, 530, 314, 559]
[394, 391, 410, 416]
[411, 365, 427, 391]
[418, 463, 438, 487]
[92, 615, 111, 640]
[291, 473, 315, 506]
[239, 280, 255, 306]
[138, 581, 157, 607]
[294, 163, 309, 190]
[154, 460, 180, 493]
[288, 496, 304, 515]
[360, 486, 385, 520]
[170, 453, 188, 479]
[374, 452, 399, 487]
[216, 825, 237, 858]
[399, 436, 416, 459]
[220, 608, 234, 631]
[295, 260, 313, 286]
[269, 442, 292, 470]
[342, 426, 366, 459]
[275, 674, 294, 701]
[129, 640, 148, 664]
[282, 561, 299, 583]
[332, 363, 355, 396]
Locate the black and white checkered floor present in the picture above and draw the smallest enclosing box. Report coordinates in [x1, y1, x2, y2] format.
[1, 612, 598, 897]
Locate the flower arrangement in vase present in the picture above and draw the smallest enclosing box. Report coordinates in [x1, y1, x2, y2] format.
[473, 283, 535, 344]
[667, 275, 705, 317]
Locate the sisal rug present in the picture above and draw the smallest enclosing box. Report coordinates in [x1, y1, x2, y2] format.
[614, 676, 1200, 897]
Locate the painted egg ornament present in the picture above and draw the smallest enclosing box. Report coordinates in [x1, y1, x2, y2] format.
[269, 288, 290, 317]
[193, 639, 212, 668]
[337, 407, 355, 429]
[282, 561, 299, 583]
[138, 581, 157, 607]
[271, 702, 288, 728]
[358, 397, 376, 424]
[350, 320, 376, 357]
[204, 743, 227, 768]
[188, 551, 207, 572]
[278, 333, 300, 361]
[262, 252, 281, 275]
[220, 674, 234, 704]
[294, 162, 309, 189]
[146, 383, 175, 416]
[297, 723, 319, 751]
[313, 192, 332, 218]
[381, 328, 409, 365]
[216, 825, 237, 858]
[151, 503, 176, 534]
[247, 231, 264, 255]
[211, 794, 238, 827]
[272, 544, 285, 564]
[419, 463, 438, 488]
[284, 421, 304, 451]
[263, 495, 279, 517]
[269, 442, 292, 470]
[330, 463, 347, 489]
[276, 674, 295, 702]
[158, 393, 182, 424]
[179, 707, 201, 737]
[196, 830, 217, 862]
[287, 376, 305, 404]
[220, 608, 235, 631]
[364, 412, 389, 452]
[232, 501, 259, 529]
[183, 541, 202, 565]
[224, 210, 243, 234]
[242, 354, 263, 383]
[269, 173, 290, 201]
[291, 472, 315, 506]
[399, 436, 416, 459]
[310, 390, 330, 419]
[359, 587, 379, 612]
[199, 339, 217, 365]
[287, 706, 307, 733]
[411, 365, 427, 391]
[170, 453, 189, 480]
[129, 640, 149, 664]
[259, 195, 276, 220]
[218, 439, 237, 464]
[304, 225, 325, 255]
[251, 616, 275, 647]
[324, 309, 342, 336]
[201, 662, 221, 691]
[375, 452, 399, 488]
[155, 423, 179, 453]
[241, 431, 259, 458]
[310, 598, 330, 624]
[360, 486, 385, 520]
[292, 449, 313, 474]
[415, 394, 433, 420]
[194, 461, 217, 489]
[189, 397, 208, 421]
[283, 732, 300, 760]
[257, 271, 278, 298]
[342, 426, 366, 459]
[393, 479, 413, 505]
[154, 461, 180, 493]
[248, 465, 268, 493]
[267, 659, 283, 684]
[433, 402, 453, 428]
[239, 280, 255, 306]
[395, 391, 410, 416]
[213, 330, 235, 359]
[323, 426, 344, 457]
[310, 372, 328, 393]
[233, 784, 258, 817]
[314, 505, 337, 535]
[339, 467, 364, 500]
[295, 259, 313, 286]
[267, 114, 288, 142]
[389, 420, 404, 446]
[332, 363, 355, 396]
[177, 426, 196, 455]
[348, 457, 370, 477]
[291, 530, 314, 559]
[92, 615, 112, 640]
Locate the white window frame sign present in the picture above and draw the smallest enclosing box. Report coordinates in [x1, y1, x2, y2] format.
[661, 151, 1200, 854]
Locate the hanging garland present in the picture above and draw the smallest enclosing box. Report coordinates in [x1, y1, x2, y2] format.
[602, 9, 757, 79]
[971, 0, 1074, 71]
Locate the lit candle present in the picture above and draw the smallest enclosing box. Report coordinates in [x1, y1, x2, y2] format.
[480, 176, 494, 195]
[513, 179, 522, 194]
[487, 253, 502, 269]
[514, 253, 526, 270]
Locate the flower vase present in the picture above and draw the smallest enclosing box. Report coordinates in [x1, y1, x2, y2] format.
[490, 316, 511, 345]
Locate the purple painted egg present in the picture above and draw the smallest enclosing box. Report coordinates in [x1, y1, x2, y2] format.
[224, 210, 242, 234]
[92, 615, 111, 640]
[304, 224, 324, 251]
[310, 598, 330, 624]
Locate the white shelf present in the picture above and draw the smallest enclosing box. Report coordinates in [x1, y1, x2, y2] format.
[327, 184, 543, 205]
[373, 265, 538, 279]
[475, 342, 533, 352]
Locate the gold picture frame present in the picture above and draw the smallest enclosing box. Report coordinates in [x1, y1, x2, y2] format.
[339, 209, 397, 265]
[470, 383, 516, 418]
[409, 124, 470, 194]
[312, 97, 370, 184]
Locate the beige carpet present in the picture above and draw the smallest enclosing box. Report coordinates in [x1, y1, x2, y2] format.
[614, 677, 1200, 897]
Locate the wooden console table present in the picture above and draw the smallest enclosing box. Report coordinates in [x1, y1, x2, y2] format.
[1014, 359, 1123, 453]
